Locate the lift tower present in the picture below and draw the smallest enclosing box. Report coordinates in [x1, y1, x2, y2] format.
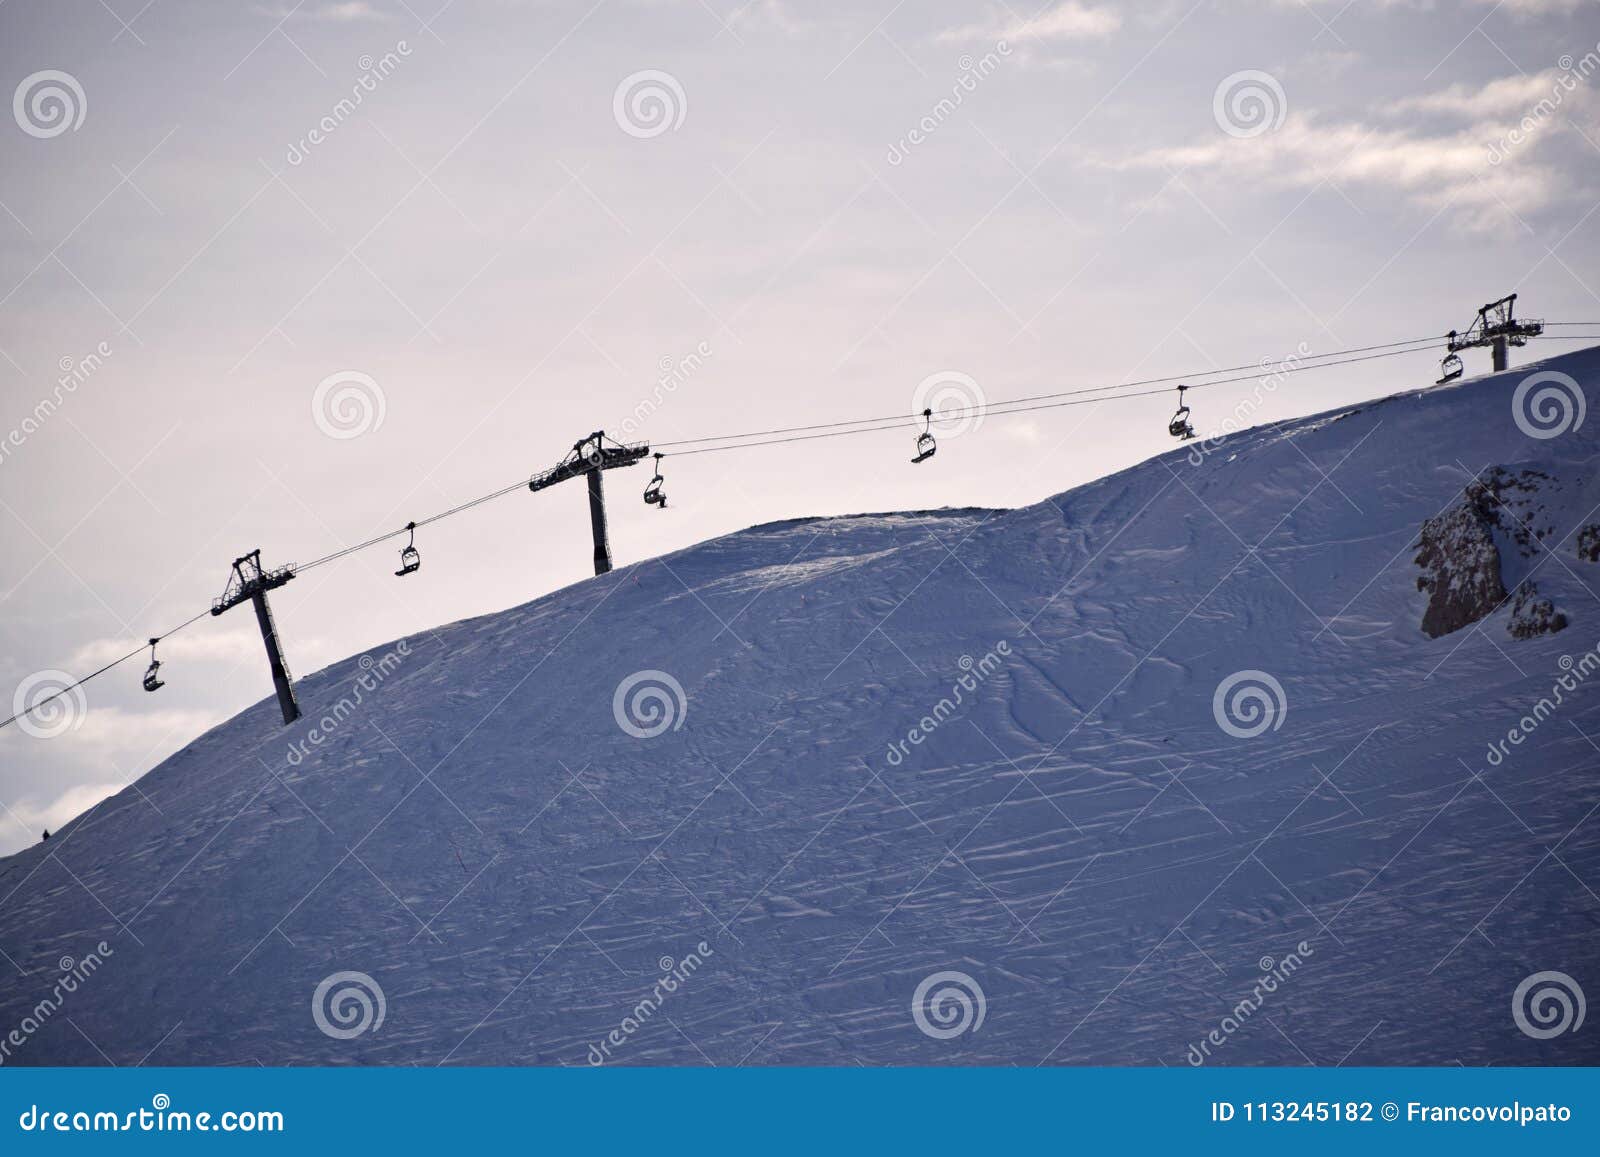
[528, 432, 650, 575]
[1446, 294, 1544, 374]
[212, 549, 301, 725]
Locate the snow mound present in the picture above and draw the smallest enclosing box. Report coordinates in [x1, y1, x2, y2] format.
[4, 350, 1600, 1067]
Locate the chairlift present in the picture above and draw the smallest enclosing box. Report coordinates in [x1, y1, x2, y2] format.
[643, 454, 667, 508]
[1168, 385, 1195, 441]
[142, 638, 164, 692]
[395, 521, 421, 577]
[1436, 352, 1464, 385]
[911, 408, 937, 464]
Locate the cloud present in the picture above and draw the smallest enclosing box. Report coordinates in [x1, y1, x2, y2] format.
[938, 1, 1120, 44]
[1286, 0, 1584, 9]
[1296, 49, 1360, 81]
[68, 629, 261, 671]
[1104, 70, 1596, 229]
[65, 706, 226, 761]
[2, 781, 128, 844]
[257, 1, 389, 21]
[1481, 0, 1588, 11]
[1394, 69, 1573, 120]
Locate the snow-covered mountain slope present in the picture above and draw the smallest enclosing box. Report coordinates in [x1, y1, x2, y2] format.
[4, 349, 1600, 1067]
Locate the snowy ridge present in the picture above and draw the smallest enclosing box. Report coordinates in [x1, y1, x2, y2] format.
[3, 350, 1600, 1066]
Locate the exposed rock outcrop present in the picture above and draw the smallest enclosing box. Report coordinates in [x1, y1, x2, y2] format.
[1415, 491, 1507, 639]
[1577, 524, 1600, 563]
[1507, 580, 1567, 639]
[1414, 466, 1568, 640]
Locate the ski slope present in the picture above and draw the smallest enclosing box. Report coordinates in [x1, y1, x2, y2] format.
[3, 349, 1599, 1066]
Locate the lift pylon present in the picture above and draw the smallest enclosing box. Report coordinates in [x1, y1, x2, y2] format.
[211, 549, 301, 725]
[1445, 293, 1544, 374]
[528, 431, 649, 575]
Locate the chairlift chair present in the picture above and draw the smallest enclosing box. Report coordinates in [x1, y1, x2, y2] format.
[395, 521, 421, 577]
[1168, 385, 1196, 441]
[142, 638, 164, 692]
[643, 454, 667, 508]
[911, 408, 937, 464]
[1436, 352, 1464, 385]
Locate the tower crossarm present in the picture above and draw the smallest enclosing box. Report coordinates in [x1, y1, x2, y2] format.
[211, 549, 297, 616]
[527, 432, 649, 493]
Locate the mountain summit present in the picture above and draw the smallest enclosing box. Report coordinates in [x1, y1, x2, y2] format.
[4, 349, 1600, 1066]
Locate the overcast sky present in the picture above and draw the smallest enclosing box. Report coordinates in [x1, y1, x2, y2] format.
[2, 0, 1599, 854]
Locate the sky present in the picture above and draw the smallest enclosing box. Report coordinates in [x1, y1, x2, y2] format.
[1, 0, 1598, 855]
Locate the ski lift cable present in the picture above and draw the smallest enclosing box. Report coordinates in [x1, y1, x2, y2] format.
[667, 341, 1455, 456]
[667, 331, 1600, 456]
[653, 333, 1451, 450]
[0, 608, 213, 733]
[4, 325, 1597, 733]
[296, 478, 532, 575]
[302, 334, 1486, 575]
